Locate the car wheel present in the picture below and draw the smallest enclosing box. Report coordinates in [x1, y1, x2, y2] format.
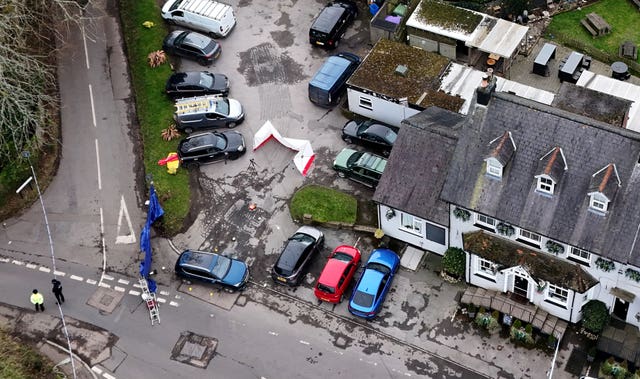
[184, 127, 193, 134]
[185, 161, 200, 170]
[343, 136, 352, 144]
[198, 58, 208, 66]
[333, 39, 339, 49]
[208, 32, 221, 39]
[337, 171, 346, 178]
[339, 294, 344, 303]
[227, 122, 237, 128]
[166, 19, 176, 25]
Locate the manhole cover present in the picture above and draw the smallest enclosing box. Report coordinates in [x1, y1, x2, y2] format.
[86, 287, 124, 314]
[99, 294, 114, 306]
[170, 331, 217, 368]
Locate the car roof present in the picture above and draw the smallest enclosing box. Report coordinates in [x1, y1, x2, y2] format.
[277, 239, 311, 271]
[179, 250, 217, 270]
[317, 259, 349, 287]
[179, 133, 220, 153]
[309, 55, 355, 90]
[358, 269, 385, 295]
[311, 5, 347, 33]
[355, 152, 387, 172]
[182, 32, 212, 49]
[170, 72, 206, 85]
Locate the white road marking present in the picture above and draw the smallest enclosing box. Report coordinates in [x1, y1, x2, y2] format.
[128, 290, 140, 296]
[53, 271, 65, 277]
[99, 236, 106, 286]
[169, 301, 179, 307]
[12, 260, 24, 266]
[268, 331, 279, 336]
[91, 366, 103, 375]
[102, 274, 114, 281]
[103, 372, 116, 379]
[133, 283, 142, 288]
[115, 196, 136, 244]
[86, 279, 97, 285]
[117, 279, 129, 285]
[157, 298, 166, 303]
[0, 257, 9, 263]
[299, 340, 310, 345]
[95, 139, 102, 190]
[98, 282, 111, 289]
[81, 23, 90, 69]
[99, 207, 104, 235]
[38, 266, 51, 273]
[114, 286, 125, 292]
[160, 290, 170, 296]
[70, 275, 83, 281]
[26, 263, 37, 269]
[89, 84, 96, 127]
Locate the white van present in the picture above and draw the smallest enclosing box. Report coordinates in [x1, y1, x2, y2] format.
[162, 0, 236, 38]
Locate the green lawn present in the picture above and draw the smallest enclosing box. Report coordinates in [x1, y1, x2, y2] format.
[119, 0, 190, 234]
[290, 185, 357, 224]
[546, 0, 640, 64]
[0, 328, 58, 379]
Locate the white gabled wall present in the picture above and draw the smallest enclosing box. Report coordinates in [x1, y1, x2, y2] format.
[347, 88, 420, 128]
[378, 205, 448, 255]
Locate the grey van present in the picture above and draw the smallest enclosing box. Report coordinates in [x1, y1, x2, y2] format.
[308, 52, 361, 108]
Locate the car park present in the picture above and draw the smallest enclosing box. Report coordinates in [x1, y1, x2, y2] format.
[271, 226, 324, 286]
[166, 71, 230, 98]
[175, 249, 249, 290]
[333, 148, 387, 188]
[314, 245, 361, 303]
[177, 130, 245, 168]
[174, 95, 244, 133]
[309, 0, 358, 48]
[161, 0, 236, 38]
[341, 119, 397, 157]
[348, 248, 400, 319]
[162, 30, 221, 66]
[308, 52, 360, 108]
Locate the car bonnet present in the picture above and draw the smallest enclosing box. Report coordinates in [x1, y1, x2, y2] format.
[221, 259, 248, 286]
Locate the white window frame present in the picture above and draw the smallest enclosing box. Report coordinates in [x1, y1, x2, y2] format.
[569, 247, 591, 264]
[359, 96, 373, 111]
[589, 193, 608, 212]
[546, 284, 569, 306]
[476, 257, 496, 278]
[518, 229, 541, 245]
[486, 159, 503, 178]
[537, 175, 555, 195]
[400, 213, 423, 236]
[475, 213, 496, 230]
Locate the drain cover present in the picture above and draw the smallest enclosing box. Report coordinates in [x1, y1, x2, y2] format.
[170, 331, 217, 368]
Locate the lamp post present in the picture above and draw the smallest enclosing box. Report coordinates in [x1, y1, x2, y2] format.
[18, 151, 77, 379]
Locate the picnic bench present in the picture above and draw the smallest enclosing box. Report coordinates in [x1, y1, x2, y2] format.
[619, 41, 638, 60]
[533, 43, 556, 76]
[580, 13, 611, 37]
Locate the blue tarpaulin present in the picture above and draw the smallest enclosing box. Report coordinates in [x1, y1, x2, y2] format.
[139, 184, 164, 293]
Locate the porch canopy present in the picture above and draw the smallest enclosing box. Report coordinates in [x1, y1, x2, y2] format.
[463, 231, 598, 292]
[468, 18, 529, 59]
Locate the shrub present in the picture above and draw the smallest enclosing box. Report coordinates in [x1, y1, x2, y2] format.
[442, 247, 465, 277]
[581, 300, 610, 334]
[525, 324, 533, 334]
[492, 310, 499, 320]
[513, 319, 522, 329]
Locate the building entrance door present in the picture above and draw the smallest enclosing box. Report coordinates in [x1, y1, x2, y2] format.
[514, 275, 529, 298]
[613, 297, 629, 320]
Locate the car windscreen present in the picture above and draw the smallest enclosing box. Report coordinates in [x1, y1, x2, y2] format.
[199, 73, 214, 88]
[211, 255, 231, 279]
[214, 99, 230, 116]
[352, 290, 374, 307]
[346, 151, 363, 167]
[333, 252, 353, 262]
[366, 262, 391, 275]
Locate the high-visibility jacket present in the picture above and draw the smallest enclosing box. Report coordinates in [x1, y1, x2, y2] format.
[30, 293, 44, 305]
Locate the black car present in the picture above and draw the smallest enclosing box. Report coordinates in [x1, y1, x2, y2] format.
[162, 30, 221, 66]
[342, 120, 397, 157]
[177, 131, 246, 168]
[309, 1, 358, 48]
[175, 249, 249, 290]
[166, 71, 229, 98]
[271, 226, 324, 286]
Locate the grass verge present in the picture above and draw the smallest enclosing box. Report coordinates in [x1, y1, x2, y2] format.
[290, 185, 357, 224]
[119, 0, 190, 235]
[0, 328, 59, 379]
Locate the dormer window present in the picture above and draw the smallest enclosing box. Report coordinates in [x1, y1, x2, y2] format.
[587, 164, 621, 215]
[485, 131, 516, 180]
[536, 175, 555, 194]
[589, 193, 609, 212]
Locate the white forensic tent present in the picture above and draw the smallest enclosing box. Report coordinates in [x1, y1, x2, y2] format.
[253, 121, 315, 176]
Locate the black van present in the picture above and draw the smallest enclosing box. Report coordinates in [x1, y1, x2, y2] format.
[308, 52, 361, 108]
[309, 1, 358, 48]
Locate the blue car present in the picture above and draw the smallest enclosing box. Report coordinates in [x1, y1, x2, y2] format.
[348, 248, 400, 319]
[175, 250, 249, 291]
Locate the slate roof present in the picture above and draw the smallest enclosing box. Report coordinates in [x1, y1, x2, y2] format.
[463, 231, 598, 292]
[373, 107, 466, 226]
[441, 92, 640, 266]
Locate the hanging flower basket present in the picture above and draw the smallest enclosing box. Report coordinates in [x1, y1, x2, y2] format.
[453, 207, 471, 222]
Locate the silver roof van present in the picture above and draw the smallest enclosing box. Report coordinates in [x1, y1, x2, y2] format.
[162, 0, 236, 38]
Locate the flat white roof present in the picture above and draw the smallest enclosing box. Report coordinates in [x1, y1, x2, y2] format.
[577, 71, 640, 133]
[439, 63, 554, 115]
[406, 0, 528, 58]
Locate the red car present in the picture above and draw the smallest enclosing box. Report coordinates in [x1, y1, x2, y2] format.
[314, 245, 361, 303]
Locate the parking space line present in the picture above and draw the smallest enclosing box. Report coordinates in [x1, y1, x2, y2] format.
[117, 279, 129, 285]
[0, 257, 9, 263]
[38, 266, 51, 273]
[54, 271, 65, 277]
[157, 298, 166, 303]
[133, 283, 142, 288]
[70, 275, 83, 281]
[26, 263, 37, 269]
[299, 340, 310, 345]
[128, 290, 140, 296]
[86, 279, 97, 285]
[12, 260, 24, 266]
[114, 286, 125, 292]
[169, 301, 179, 307]
[98, 282, 111, 289]
[102, 274, 114, 281]
[160, 290, 170, 296]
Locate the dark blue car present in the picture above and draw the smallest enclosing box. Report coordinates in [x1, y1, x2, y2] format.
[348, 248, 400, 319]
[175, 250, 249, 290]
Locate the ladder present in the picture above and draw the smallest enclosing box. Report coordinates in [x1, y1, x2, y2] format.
[174, 95, 221, 115]
[139, 278, 160, 325]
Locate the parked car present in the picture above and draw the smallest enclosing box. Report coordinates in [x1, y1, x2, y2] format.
[175, 249, 249, 290]
[162, 30, 221, 66]
[271, 226, 324, 286]
[309, 0, 358, 48]
[161, 0, 236, 38]
[314, 245, 361, 303]
[174, 95, 244, 133]
[177, 130, 246, 168]
[308, 52, 360, 108]
[348, 248, 400, 319]
[342, 119, 397, 157]
[166, 71, 230, 98]
[333, 148, 387, 188]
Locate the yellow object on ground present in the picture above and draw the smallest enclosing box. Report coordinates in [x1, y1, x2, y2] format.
[166, 152, 179, 174]
[142, 21, 155, 29]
